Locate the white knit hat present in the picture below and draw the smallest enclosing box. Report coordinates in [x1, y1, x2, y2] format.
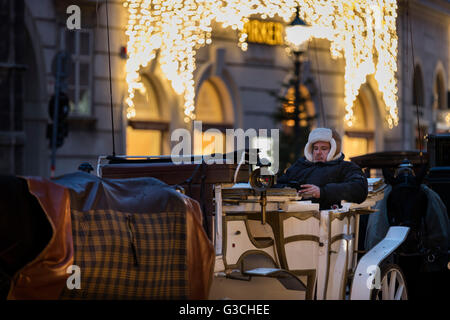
[304, 128, 342, 162]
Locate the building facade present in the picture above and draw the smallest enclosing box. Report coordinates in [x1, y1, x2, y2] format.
[1, 0, 449, 177]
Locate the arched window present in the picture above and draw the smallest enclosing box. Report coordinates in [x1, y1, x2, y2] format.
[434, 72, 446, 110]
[413, 65, 424, 108]
[434, 71, 450, 133]
[194, 79, 233, 155]
[196, 80, 224, 123]
[343, 94, 375, 159]
[126, 76, 168, 156]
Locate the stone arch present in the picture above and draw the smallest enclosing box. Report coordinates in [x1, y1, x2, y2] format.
[342, 81, 384, 159]
[432, 61, 447, 110]
[124, 67, 176, 156]
[194, 53, 241, 127]
[358, 81, 384, 151]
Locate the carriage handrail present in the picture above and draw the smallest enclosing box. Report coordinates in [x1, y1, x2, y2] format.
[350, 226, 409, 300]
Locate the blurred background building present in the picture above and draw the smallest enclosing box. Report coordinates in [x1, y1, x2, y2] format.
[1, 0, 449, 177]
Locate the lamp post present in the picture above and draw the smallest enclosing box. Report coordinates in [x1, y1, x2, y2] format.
[284, 8, 313, 136]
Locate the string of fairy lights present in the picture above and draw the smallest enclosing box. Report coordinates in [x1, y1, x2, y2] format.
[123, 0, 399, 128]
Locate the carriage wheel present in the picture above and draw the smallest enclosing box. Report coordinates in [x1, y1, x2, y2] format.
[371, 264, 408, 300]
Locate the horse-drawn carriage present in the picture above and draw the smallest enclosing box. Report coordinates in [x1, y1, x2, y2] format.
[2, 136, 448, 300]
[97, 135, 449, 300]
[97, 152, 410, 300]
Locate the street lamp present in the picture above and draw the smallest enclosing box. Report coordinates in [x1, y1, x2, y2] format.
[284, 8, 313, 136]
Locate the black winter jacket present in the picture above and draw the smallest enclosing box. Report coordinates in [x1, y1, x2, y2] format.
[274, 154, 368, 210]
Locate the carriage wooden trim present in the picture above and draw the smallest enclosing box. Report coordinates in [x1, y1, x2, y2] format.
[329, 209, 359, 221]
[325, 208, 375, 299]
[323, 209, 358, 300]
[330, 233, 356, 245]
[263, 211, 319, 269]
[223, 215, 275, 249]
[224, 210, 320, 221]
[222, 215, 279, 270]
[263, 211, 320, 300]
[350, 208, 378, 215]
[329, 209, 355, 299]
[285, 235, 321, 244]
[220, 208, 322, 298]
[289, 269, 317, 300]
[222, 209, 320, 271]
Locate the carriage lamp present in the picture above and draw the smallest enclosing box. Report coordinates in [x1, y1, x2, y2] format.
[284, 7, 313, 54]
[249, 168, 274, 192]
[284, 8, 313, 137]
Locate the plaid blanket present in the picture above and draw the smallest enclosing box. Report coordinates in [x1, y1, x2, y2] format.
[60, 208, 187, 299]
[52, 172, 212, 300]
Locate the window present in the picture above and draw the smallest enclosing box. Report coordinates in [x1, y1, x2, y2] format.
[434, 72, 446, 110]
[61, 28, 93, 116]
[126, 77, 168, 156]
[412, 65, 424, 109]
[434, 72, 450, 133]
[126, 129, 162, 156]
[343, 94, 374, 159]
[194, 79, 233, 155]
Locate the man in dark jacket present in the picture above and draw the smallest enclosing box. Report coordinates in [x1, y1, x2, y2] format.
[275, 128, 368, 210]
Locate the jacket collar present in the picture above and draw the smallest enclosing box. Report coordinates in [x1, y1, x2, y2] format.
[299, 153, 345, 166]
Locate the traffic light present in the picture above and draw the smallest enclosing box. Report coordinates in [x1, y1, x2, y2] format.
[46, 92, 70, 148]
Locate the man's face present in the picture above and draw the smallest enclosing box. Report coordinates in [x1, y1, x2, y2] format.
[312, 141, 331, 162]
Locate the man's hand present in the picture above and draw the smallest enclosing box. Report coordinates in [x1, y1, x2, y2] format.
[299, 184, 321, 198]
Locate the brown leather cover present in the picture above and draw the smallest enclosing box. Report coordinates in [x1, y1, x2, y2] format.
[7, 177, 74, 300]
[182, 195, 215, 299]
[101, 163, 250, 184]
[7, 173, 214, 300]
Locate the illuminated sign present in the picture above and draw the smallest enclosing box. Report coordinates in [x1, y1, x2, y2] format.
[242, 19, 284, 46]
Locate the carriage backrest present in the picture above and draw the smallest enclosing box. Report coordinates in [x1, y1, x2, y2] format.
[385, 164, 428, 254]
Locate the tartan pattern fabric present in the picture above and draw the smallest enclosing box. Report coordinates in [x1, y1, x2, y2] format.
[60, 208, 187, 299]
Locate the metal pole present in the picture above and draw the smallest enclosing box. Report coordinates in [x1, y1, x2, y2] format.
[105, 0, 116, 156]
[50, 53, 62, 178]
[294, 51, 302, 137]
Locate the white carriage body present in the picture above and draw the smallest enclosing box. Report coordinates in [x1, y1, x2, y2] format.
[209, 183, 408, 300]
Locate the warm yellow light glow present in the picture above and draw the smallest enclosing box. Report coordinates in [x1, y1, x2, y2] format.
[243, 19, 284, 46]
[285, 24, 313, 52]
[123, 0, 399, 128]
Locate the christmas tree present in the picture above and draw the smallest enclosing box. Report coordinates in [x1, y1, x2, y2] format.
[271, 68, 317, 176]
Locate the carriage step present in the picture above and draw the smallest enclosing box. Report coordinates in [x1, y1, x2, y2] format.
[243, 268, 307, 291]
